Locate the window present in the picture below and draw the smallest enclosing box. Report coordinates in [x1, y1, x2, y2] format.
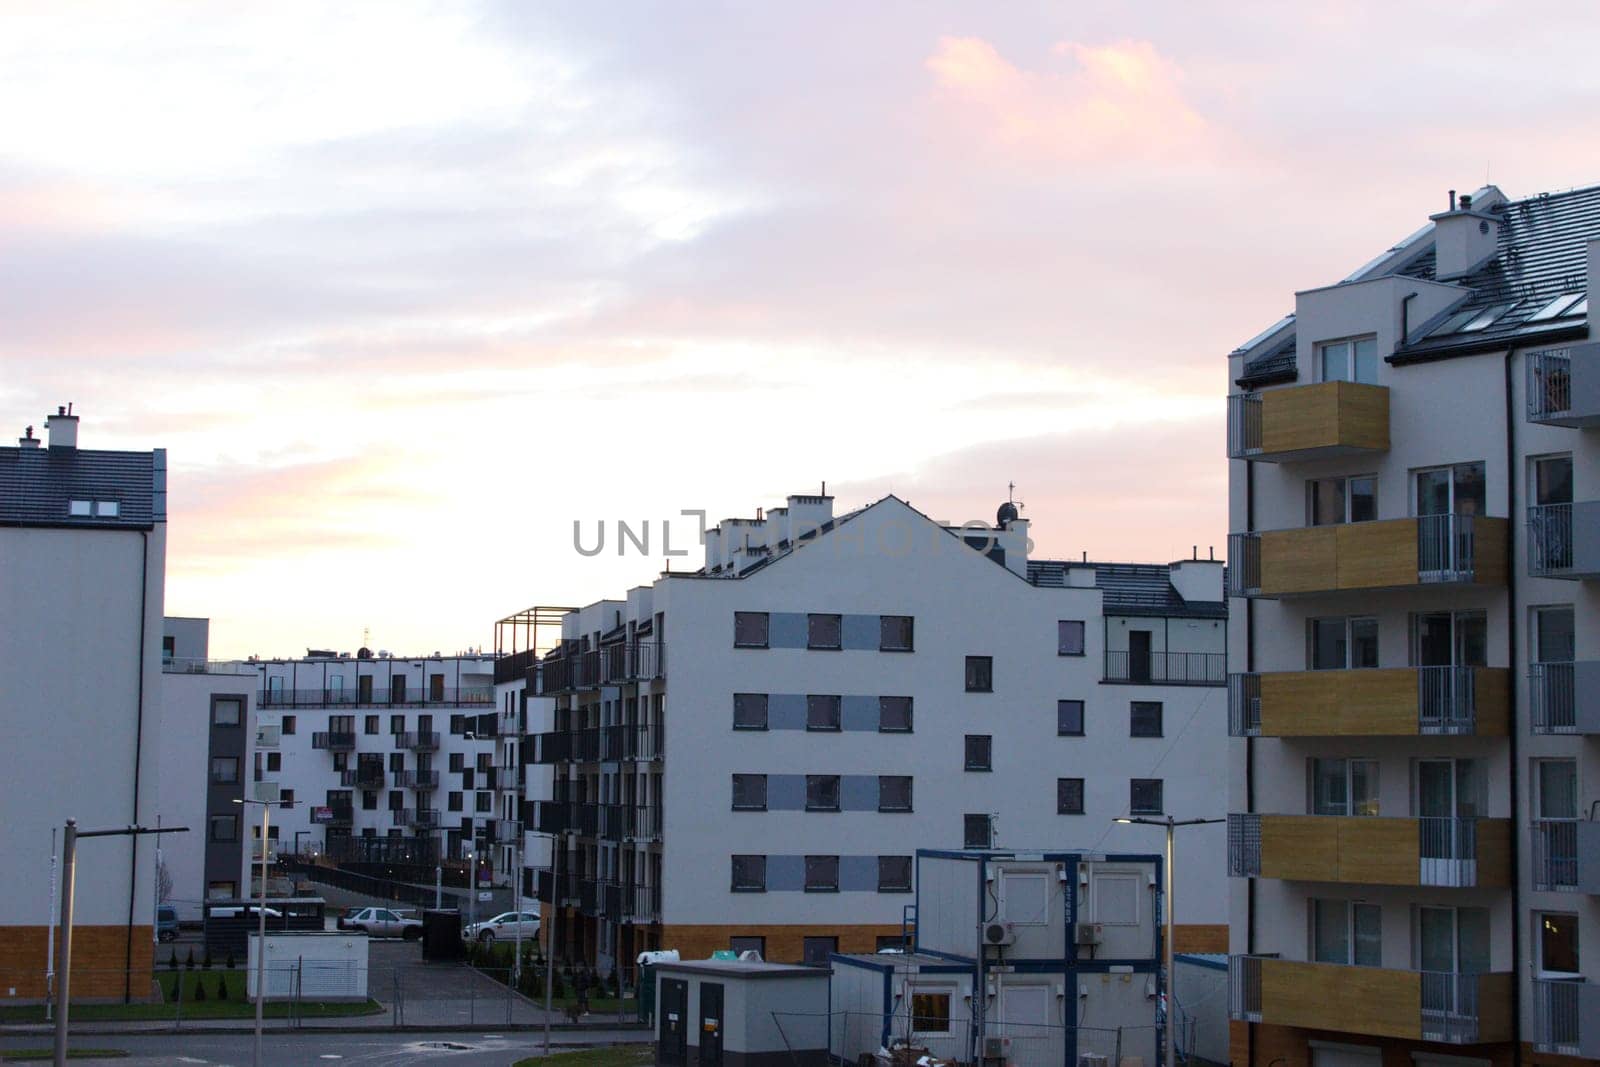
[806, 775, 841, 811]
[730, 936, 766, 957]
[462, 768, 474, 789]
[1411, 610, 1488, 667]
[280, 715, 295, 735]
[804, 855, 839, 892]
[964, 734, 992, 771]
[734, 612, 770, 649]
[910, 992, 951, 1034]
[365, 715, 379, 735]
[1058, 778, 1085, 815]
[1058, 621, 1086, 656]
[476, 791, 492, 812]
[280, 789, 294, 806]
[963, 813, 992, 849]
[1538, 912, 1580, 975]
[876, 935, 905, 952]
[390, 715, 404, 733]
[1130, 779, 1164, 815]
[802, 936, 838, 966]
[878, 855, 913, 892]
[332, 752, 348, 772]
[212, 699, 242, 727]
[209, 814, 238, 842]
[207, 881, 237, 900]
[732, 774, 768, 811]
[1318, 336, 1378, 384]
[389, 752, 404, 772]
[807, 613, 842, 650]
[1309, 617, 1379, 670]
[362, 791, 378, 810]
[1415, 462, 1486, 517]
[878, 696, 913, 732]
[450, 752, 464, 773]
[1130, 702, 1163, 737]
[879, 776, 913, 812]
[448, 792, 463, 812]
[1311, 899, 1381, 966]
[731, 855, 766, 892]
[1307, 475, 1377, 526]
[209, 757, 239, 783]
[1309, 758, 1379, 816]
[266, 752, 281, 772]
[965, 656, 993, 692]
[733, 693, 769, 730]
[69, 500, 91, 516]
[806, 694, 841, 731]
[1057, 699, 1085, 736]
[69, 499, 120, 517]
[388, 790, 404, 810]
[880, 615, 914, 652]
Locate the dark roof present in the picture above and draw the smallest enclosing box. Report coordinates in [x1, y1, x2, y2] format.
[1236, 331, 1298, 387]
[1026, 560, 1226, 618]
[0, 446, 165, 529]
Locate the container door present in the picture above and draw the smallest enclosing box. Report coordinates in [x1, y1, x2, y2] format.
[660, 978, 688, 1066]
[700, 982, 725, 1067]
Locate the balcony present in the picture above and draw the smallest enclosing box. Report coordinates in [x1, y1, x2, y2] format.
[1528, 501, 1600, 578]
[626, 804, 662, 841]
[1103, 651, 1226, 686]
[311, 731, 356, 751]
[1228, 813, 1511, 888]
[393, 769, 440, 790]
[393, 808, 440, 829]
[1227, 667, 1510, 737]
[319, 803, 353, 827]
[1529, 661, 1600, 733]
[1227, 515, 1508, 598]
[1228, 382, 1390, 463]
[601, 804, 627, 842]
[620, 881, 661, 923]
[1532, 819, 1600, 893]
[494, 820, 523, 845]
[340, 767, 385, 789]
[535, 800, 570, 835]
[1528, 344, 1600, 427]
[534, 731, 571, 764]
[396, 731, 440, 751]
[1532, 978, 1599, 1057]
[1229, 956, 1512, 1044]
[259, 686, 492, 709]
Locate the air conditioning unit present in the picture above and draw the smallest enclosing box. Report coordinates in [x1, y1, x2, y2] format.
[1074, 922, 1103, 946]
[982, 1036, 1011, 1059]
[983, 922, 1016, 946]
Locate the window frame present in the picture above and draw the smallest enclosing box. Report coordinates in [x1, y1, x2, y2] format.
[1129, 701, 1164, 738]
[909, 991, 953, 1036]
[211, 699, 242, 727]
[878, 855, 913, 893]
[806, 694, 842, 732]
[280, 715, 295, 735]
[805, 774, 841, 812]
[878, 775, 913, 813]
[1308, 757, 1380, 817]
[1057, 699, 1085, 737]
[1317, 335, 1379, 385]
[732, 773, 768, 812]
[807, 613, 843, 651]
[1058, 620, 1086, 656]
[964, 734, 993, 772]
[209, 814, 238, 842]
[1306, 474, 1378, 526]
[1307, 616, 1380, 670]
[1129, 778, 1164, 816]
[963, 813, 992, 849]
[878, 695, 913, 733]
[733, 692, 770, 731]
[804, 854, 840, 893]
[734, 612, 770, 649]
[209, 756, 239, 784]
[1058, 777, 1085, 815]
[879, 615, 915, 652]
[731, 854, 767, 892]
[965, 655, 994, 693]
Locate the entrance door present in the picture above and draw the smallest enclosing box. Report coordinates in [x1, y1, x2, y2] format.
[358, 675, 373, 703]
[659, 978, 688, 1066]
[699, 982, 724, 1067]
[1129, 631, 1153, 683]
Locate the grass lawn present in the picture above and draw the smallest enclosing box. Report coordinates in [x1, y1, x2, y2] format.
[0, 971, 384, 1023]
[513, 1044, 654, 1067]
[2, 1050, 128, 1061]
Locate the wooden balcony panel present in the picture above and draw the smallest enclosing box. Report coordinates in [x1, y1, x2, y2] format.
[1258, 816, 1338, 881]
[1257, 815, 1511, 886]
[1473, 972, 1514, 1043]
[1254, 517, 1509, 597]
[1260, 959, 1420, 1040]
[1255, 668, 1510, 737]
[1470, 518, 1510, 587]
[1473, 668, 1511, 735]
[1474, 820, 1513, 888]
[1335, 519, 1419, 589]
[1259, 526, 1337, 595]
[1337, 818, 1423, 886]
[1258, 382, 1391, 460]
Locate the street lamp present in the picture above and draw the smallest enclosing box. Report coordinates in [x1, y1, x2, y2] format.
[1113, 814, 1225, 1067]
[235, 797, 295, 1067]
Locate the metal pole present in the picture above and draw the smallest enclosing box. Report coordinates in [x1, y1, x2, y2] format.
[469, 849, 478, 929]
[435, 865, 442, 910]
[52, 818, 77, 1067]
[255, 803, 269, 1067]
[544, 839, 556, 1056]
[512, 831, 523, 983]
[1165, 817, 1175, 1067]
[45, 827, 57, 1024]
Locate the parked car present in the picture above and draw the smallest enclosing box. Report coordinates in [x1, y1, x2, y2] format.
[463, 911, 540, 945]
[207, 905, 282, 920]
[336, 906, 364, 930]
[155, 905, 179, 943]
[341, 906, 423, 939]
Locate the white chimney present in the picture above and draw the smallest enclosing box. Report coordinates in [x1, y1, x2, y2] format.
[45, 406, 78, 449]
[1168, 559, 1225, 604]
[1429, 187, 1504, 281]
[17, 425, 39, 449]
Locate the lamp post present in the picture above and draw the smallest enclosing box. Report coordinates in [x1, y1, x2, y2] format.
[236, 797, 294, 1067]
[1114, 814, 1225, 1067]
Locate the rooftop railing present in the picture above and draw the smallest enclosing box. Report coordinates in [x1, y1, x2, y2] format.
[259, 686, 493, 708]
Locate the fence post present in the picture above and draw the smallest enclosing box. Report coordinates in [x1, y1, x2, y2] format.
[174, 964, 183, 1030]
[1115, 1026, 1123, 1067]
[393, 971, 401, 1028]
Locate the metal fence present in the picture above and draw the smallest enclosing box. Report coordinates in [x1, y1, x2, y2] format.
[1417, 513, 1478, 582]
[805, 1009, 1166, 1067]
[1417, 665, 1477, 734]
[1532, 977, 1584, 1054]
[1226, 533, 1261, 596]
[1420, 970, 1481, 1044]
[1528, 503, 1574, 575]
[1532, 819, 1579, 890]
[1227, 392, 1263, 458]
[1530, 661, 1577, 733]
[1228, 674, 1261, 736]
[1104, 651, 1226, 686]
[1227, 814, 1261, 877]
[1528, 347, 1574, 422]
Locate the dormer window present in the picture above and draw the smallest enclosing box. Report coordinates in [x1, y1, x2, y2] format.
[69, 500, 120, 517]
[1318, 337, 1378, 384]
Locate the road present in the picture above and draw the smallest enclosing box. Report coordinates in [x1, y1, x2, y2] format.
[0, 1028, 649, 1066]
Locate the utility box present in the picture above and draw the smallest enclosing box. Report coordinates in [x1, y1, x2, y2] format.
[655, 959, 829, 1067]
[421, 909, 464, 961]
[246, 931, 368, 1001]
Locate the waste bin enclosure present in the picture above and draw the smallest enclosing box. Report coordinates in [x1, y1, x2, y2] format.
[422, 909, 464, 961]
[655, 959, 829, 1067]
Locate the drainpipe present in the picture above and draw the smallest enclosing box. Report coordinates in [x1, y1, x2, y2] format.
[123, 530, 150, 1003]
[1504, 352, 1522, 1051]
[1244, 457, 1257, 1067]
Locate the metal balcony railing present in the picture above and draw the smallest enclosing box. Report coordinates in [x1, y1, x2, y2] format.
[1227, 393, 1264, 458]
[1420, 970, 1484, 1044]
[1533, 819, 1579, 890]
[1417, 666, 1479, 734]
[621, 881, 661, 923]
[495, 820, 522, 845]
[311, 731, 356, 751]
[1227, 814, 1261, 877]
[1530, 661, 1577, 733]
[1227, 674, 1261, 737]
[1528, 347, 1574, 422]
[1529, 503, 1575, 575]
[1417, 513, 1480, 582]
[1418, 817, 1481, 886]
[392, 808, 439, 828]
[259, 686, 492, 708]
[340, 768, 385, 789]
[601, 804, 627, 842]
[534, 731, 570, 764]
[1226, 533, 1260, 596]
[1532, 978, 1585, 1055]
[1104, 651, 1226, 686]
[602, 724, 626, 762]
[535, 801, 570, 835]
[626, 804, 663, 841]
[396, 731, 440, 751]
[1228, 955, 1262, 1021]
[394, 769, 439, 790]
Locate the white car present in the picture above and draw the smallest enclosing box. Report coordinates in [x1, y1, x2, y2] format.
[464, 910, 540, 945]
[341, 906, 423, 939]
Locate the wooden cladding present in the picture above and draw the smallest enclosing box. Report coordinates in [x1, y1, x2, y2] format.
[1257, 382, 1390, 461]
[1253, 959, 1513, 1043]
[1255, 668, 1510, 736]
[1256, 815, 1513, 887]
[1255, 517, 1509, 596]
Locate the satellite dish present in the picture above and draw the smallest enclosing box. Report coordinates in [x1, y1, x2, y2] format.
[997, 502, 1020, 527]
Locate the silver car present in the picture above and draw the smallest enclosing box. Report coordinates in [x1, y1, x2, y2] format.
[464, 910, 540, 945]
[343, 906, 423, 939]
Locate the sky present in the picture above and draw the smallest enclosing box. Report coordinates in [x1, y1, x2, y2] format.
[7, 1, 1600, 659]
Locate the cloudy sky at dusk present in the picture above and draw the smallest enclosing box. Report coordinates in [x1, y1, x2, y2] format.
[7, 2, 1600, 659]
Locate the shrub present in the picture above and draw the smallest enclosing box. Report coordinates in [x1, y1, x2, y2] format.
[168, 949, 179, 970]
[185, 948, 196, 970]
[226, 951, 236, 970]
[551, 972, 566, 1000]
[216, 975, 229, 1000]
[193, 979, 207, 1002]
[608, 967, 620, 996]
[201, 947, 213, 970]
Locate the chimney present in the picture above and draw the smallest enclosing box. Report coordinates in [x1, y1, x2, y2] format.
[46, 405, 78, 449]
[1429, 186, 1503, 281]
[18, 425, 39, 449]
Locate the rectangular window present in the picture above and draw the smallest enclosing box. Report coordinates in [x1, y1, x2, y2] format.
[1309, 758, 1380, 816]
[1311, 899, 1382, 966]
[390, 715, 404, 734]
[1057, 699, 1085, 736]
[212, 699, 242, 727]
[730, 936, 766, 957]
[963, 813, 992, 849]
[209, 814, 238, 842]
[1309, 617, 1380, 670]
[389, 752, 404, 772]
[806, 694, 841, 731]
[911, 992, 952, 1034]
[806, 774, 841, 811]
[476, 791, 492, 812]
[449, 752, 464, 773]
[388, 790, 404, 810]
[1130, 702, 1163, 737]
[362, 791, 378, 810]
[266, 752, 281, 772]
[734, 612, 770, 649]
[732, 774, 768, 811]
[879, 776, 913, 812]
[1058, 620, 1086, 656]
[1058, 778, 1085, 815]
[878, 855, 913, 892]
[1307, 475, 1378, 526]
[365, 715, 379, 735]
[731, 854, 766, 892]
[964, 734, 992, 771]
[280, 715, 295, 735]
[965, 655, 993, 692]
[447, 792, 463, 812]
[1415, 461, 1487, 517]
[878, 696, 913, 732]
[804, 854, 840, 892]
[733, 693, 769, 730]
[807, 613, 842, 650]
[1130, 779, 1164, 815]
[1318, 336, 1378, 384]
[209, 757, 239, 783]
[279, 788, 294, 807]
[879, 615, 914, 652]
[1539, 912, 1580, 974]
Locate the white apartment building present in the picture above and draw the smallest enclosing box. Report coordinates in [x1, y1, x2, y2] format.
[1226, 183, 1600, 1066]
[252, 652, 499, 875]
[528, 493, 1228, 975]
[0, 409, 166, 1002]
[492, 608, 569, 893]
